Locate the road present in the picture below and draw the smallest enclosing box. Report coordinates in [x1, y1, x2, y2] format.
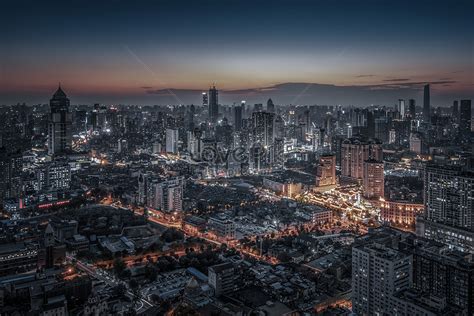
[68, 255, 155, 313]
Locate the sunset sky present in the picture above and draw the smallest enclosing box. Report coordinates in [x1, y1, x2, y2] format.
[1, 0, 472, 106]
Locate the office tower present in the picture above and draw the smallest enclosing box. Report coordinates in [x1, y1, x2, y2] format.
[459, 100, 471, 136]
[352, 235, 412, 315]
[48, 85, 72, 155]
[452, 100, 459, 122]
[208, 85, 218, 123]
[398, 99, 406, 118]
[266, 98, 275, 113]
[423, 164, 474, 231]
[272, 138, 284, 168]
[252, 111, 275, 147]
[0, 149, 22, 201]
[148, 177, 184, 213]
[165, 128, 179, 153]
[423, 84, 430, 122]
[202, 92, 208, 106]
[137, 173, 149, 205]
[341, 136, 383, 180]
[316, 154, 336, 187]
[208, 262, 238, 297]
[234, 104, 243, 131]
[366, 111, 375, 138]
[253, 103, 263, 112]
[274, 115, 285, 139]
[409, 132, 422, 154]
[363, 159, 384, 199]
[408, 99, 416, 118]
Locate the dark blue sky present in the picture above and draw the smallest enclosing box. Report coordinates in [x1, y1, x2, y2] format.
[1, 0, 472, 106]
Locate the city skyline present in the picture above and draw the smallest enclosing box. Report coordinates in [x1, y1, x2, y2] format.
[1, 0, 473, 105]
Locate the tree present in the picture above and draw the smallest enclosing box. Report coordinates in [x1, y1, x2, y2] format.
[113, 258, 126, 276]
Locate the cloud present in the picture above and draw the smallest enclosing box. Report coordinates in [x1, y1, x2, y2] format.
[354, 74, 375, 78]
[383, 78, 411, 82]
[141, 86, 153, 89]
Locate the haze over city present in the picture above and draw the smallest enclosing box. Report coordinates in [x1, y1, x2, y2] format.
[1, 0, 473, 105]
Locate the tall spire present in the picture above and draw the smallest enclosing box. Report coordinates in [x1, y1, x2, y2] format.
[53, 83, 67, 99]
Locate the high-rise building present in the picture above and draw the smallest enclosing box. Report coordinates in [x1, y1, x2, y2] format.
[252, 111, 275, 147]
[452, 100, 459, 122]
[48, 85, 72, 155]
[459, 99, 471, 136]
[423, 164, 474, 231]
[266, 98, 275, 113]
[398, 99, 406, 118]
[352, 234, 412, 315]
[423, 84, 430, 122]
[408, 99, 416, 118]
[363, 159, 384, 199]
[202, 92, 208, 107]
[165, 128, 179, 153]
[208, 86, 218, 123]
[412, 239, 474, 315]
[316, 154, 336, 187]
[234, 104, 243, 131]
[148, 177, 184, 213]
[341, 136, 382, 180]
[208, 262, 238, 297]
[409, 132, 422, 154]
[353, 228, 471, 315]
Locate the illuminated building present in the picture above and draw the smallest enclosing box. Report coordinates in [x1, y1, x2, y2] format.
[148, 177, 184, 213]
[379, 200, 424, 227]
[341, 136, 382, 180]
[202, 92, 208, 106]
[352, 237, 412, 315]
[409, 132, 422, 154]
[208, 215, 235, 240]
[165, 128, 179, 154]
[208, 262, 238, 297]
[208, 85, 218, 123]
[252, 111, 275, 147]
[48, 85, 72, 155]
[362, 159, 384, 199]
[315, 154, 336, 187]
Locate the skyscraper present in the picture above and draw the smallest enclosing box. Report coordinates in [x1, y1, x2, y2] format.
[208, 85, 218, 123]
[252, 111, 274, 147]
[422, 84, 430, 122]
[452, 100, 459, 122]
[398, 99, 405, 118]
[48, 85, 72, 155]
[202, 92, 208, 107]
[459, 99, 471, 136]
[266, 98, 275, 113]
[408, 99, 416, 118]
[234, 104, 243, 131]
[166, 128, 179, 154]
